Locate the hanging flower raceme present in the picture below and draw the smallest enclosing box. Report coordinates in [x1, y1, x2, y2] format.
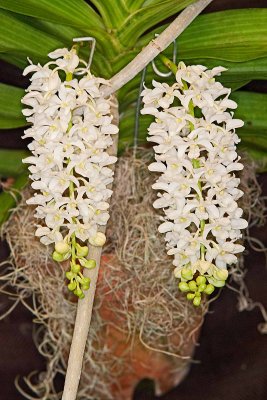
[22, 46, 118, 298]
[141, 62, 248, 306]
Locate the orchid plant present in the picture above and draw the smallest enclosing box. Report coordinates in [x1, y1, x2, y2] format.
[0, 2, 266, 399]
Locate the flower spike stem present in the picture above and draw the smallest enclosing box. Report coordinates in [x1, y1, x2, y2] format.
[62, 99, 118, 400]
[102, 0, 213, 97]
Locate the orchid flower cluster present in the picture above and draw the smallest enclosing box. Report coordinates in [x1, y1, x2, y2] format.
[21, 47, 118, 298]
[141, 62, 248, 306]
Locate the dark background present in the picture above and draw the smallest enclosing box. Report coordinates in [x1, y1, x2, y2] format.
[1, 0, 267, 399]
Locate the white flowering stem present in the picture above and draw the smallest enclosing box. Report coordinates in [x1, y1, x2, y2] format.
[160, 54, 208, 261]
[101, 0, 213, 97]
[62, 99, 119, 400]
[141, 58, 248, 306]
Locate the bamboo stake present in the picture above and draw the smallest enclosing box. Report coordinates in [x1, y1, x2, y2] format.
[62, 1, 213, 398]
[62, 99, 119, 400]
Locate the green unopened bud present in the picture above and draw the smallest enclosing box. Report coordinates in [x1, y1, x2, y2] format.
[75, 288, 83, 297]
[187, 293, 195, 300]
[66, 271, 74, 280]
[55, 241, 70, 255]
[178, 281, 189, 292]
[76, 243, 89, 258]
[198, 283, 207, 292]
[79, 292, 85, 299]
[193, 296, 201, 307]
[82, 284, 90, 291]
[71, 264, 81, 274]
[84, 259, 96, 269]
[192, 159, 201, 169]
[52, 251, 64, 262]
[83, 277, 90, 285]
[188, 280, 197, 291]
[196, 275, 206, 285]
[204, 284, 215, 295]
[68, 282, 76, 291]
[181, 268, 193, 281]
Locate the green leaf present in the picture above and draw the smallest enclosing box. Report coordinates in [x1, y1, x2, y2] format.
[0, 53, 27, 69]
[0, 171, 28, 226]
[0, 150, 29, 177]
[0, 10, 64, 59]
[0, 11, 120, 71]
[0, 0, 104, 30]
[178, 9, 267, 61]
[233, 91, 267, 153]
[125, 0, 146, 10]
[118, 0, 195, 46]
[0, 83, 26, 128]
[90, 0, 129, 28]
[138, 9, 267, 62]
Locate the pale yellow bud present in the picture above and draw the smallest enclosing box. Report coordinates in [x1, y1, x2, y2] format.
[193, 260, 214, 274]
[55, 241, 70, 254]
[214, 268, 228, 281]
[89, 232, 106, 247]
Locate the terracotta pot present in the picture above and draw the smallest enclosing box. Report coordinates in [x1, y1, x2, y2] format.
[85, 254, 203, 400]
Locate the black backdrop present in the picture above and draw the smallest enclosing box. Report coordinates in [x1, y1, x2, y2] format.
[0, 0, 267, 399]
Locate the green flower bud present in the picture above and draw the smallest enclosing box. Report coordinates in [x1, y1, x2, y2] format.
[195, 291, 201, 297]
[52, 251, 64, 262]
[84, 259, 96, 269]
[55, 241, 70, 255]
[83, 277, 90, 285]
[178, 281, 189, 292]
[187, 293, 195, 301]
[181, 268, 193, 281]
[68, 282, 76, 291]
[192, 159, 201, 168]
[71, 264, 81, 274]
[198, 283, 207, 292]
[193, 296, 201, 307]
[75, 288, 83, 297]
[188, 280, 197, 292]
[196, 275, 206, 286]
[82, 284, 90, 291]
[79, 292, 85, 299]
[204, 284, 215, 295]
[65, 271, 74, 280]
[76, 243, 89, 258]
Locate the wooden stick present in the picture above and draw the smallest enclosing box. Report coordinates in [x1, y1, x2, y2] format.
[62, 99, 119, 400]
[102, 0, 213, 97]
[62, 1, 213, 398]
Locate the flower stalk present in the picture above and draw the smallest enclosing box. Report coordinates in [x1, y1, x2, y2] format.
[142, 61, 248, 305]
